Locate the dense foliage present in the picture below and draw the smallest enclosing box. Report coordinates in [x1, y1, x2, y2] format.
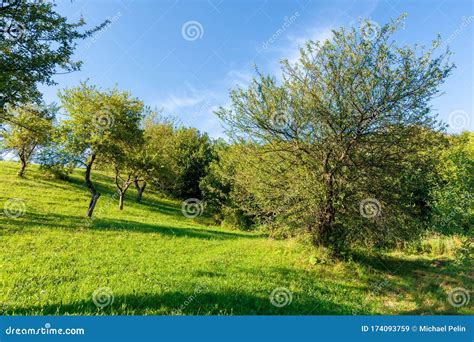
[212, 16, 466, 250]
[0, 0, 107, 113]
[1, 102, 56, 176]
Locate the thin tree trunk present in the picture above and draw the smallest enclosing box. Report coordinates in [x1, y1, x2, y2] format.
[134, 177, 147, 203]
[17, 144, 36, 178]
[115, 168, 132, 210]
[85, 154, 100, 218]
[119, 192, 125, 210]
[18, 158, 27, 177]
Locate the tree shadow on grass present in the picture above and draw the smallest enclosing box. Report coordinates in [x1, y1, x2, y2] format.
[5, 289, 360, 315]
[349, 251, 472, 315]
[0, 212, 261, 241]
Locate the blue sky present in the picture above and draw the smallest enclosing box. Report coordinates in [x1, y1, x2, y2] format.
[39, 0, 473, 137]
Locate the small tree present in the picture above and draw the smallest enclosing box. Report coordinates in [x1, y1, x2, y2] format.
[114, 166, 134, 210]
[135, 112, 176, 202]
[1, 103, 55, 176]
[112, 134, 144, 210]
[59, 84, 143, 217]
[217, 15, 454, 248]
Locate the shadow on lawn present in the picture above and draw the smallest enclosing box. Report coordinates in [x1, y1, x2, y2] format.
[6, 289, 358, 315]
[1, 211, 260, 241]
[349, 251, 471, 314]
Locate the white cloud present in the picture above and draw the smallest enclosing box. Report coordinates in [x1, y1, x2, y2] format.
[285, 27, 334, 65]
[225, 68, 254, 89]
[159, 94, 205, 112]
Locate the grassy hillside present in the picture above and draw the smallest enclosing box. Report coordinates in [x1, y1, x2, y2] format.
[0, 161, 471, 315]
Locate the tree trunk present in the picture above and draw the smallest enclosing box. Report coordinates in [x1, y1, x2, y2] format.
[85, 154, 100, 218]
[314, 173, 336, 246]
[134, 178, 146, 203]
[18, 158, 27, 177]
[119, 192, 125, 210]
[317, 201, 336, 246]
[115, 169, 132, 210]
[86, 193, 100, 218]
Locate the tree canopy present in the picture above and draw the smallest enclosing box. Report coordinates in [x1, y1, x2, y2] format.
[0, 0, 107, 120]
[217, 15, 454, 249]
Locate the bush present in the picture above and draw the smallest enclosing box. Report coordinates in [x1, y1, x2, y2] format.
[429, 132, 473, 234]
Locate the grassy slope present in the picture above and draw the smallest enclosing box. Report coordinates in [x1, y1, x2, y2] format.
[0, 161, 471, 315]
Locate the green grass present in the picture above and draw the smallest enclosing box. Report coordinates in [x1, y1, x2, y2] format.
[0, 161, 472, 315]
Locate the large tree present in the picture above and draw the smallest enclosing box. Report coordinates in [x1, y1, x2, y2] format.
[59, 84, 143, 217]
[217, 15, 454, 248]
[0, 0, 107, 123]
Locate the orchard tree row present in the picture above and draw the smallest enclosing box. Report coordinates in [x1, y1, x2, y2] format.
[1, 90, 214, 216]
